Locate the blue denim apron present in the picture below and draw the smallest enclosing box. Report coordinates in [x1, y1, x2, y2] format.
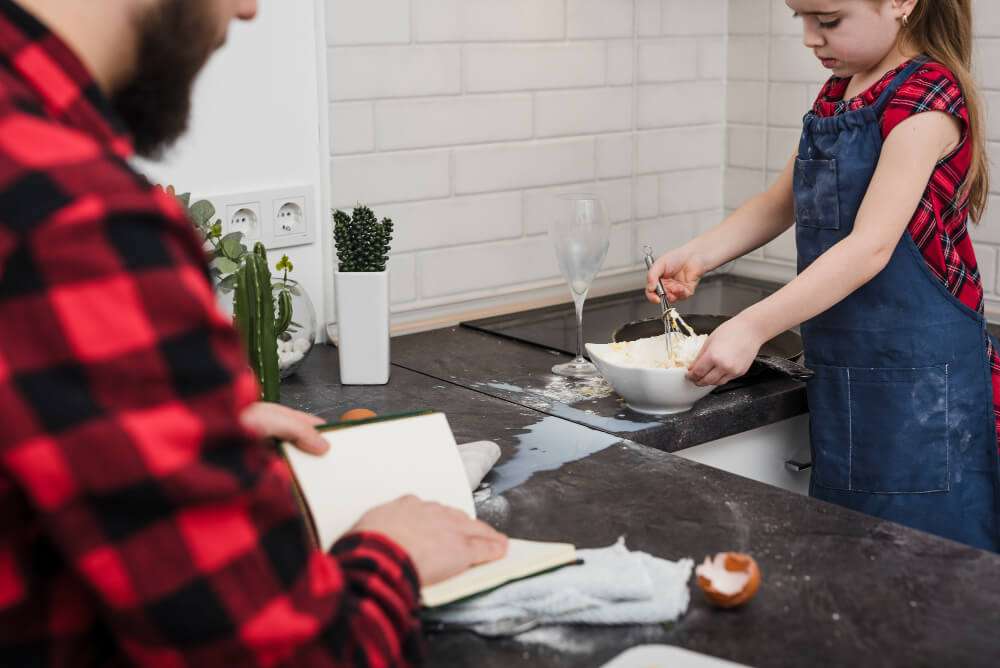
[795, 56, 1000, 551]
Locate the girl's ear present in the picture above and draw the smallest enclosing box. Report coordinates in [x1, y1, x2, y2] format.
[891, 0, 919, 20]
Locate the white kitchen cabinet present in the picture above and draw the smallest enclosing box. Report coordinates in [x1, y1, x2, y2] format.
[675, 414, 812, 495]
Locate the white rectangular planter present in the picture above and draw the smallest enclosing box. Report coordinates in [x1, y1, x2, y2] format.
[334, 270, 390, 385]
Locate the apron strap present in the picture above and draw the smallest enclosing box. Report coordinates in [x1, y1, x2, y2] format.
[870, 55, 930, 116]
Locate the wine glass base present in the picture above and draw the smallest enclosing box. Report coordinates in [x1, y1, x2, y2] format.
[552, 358, 601, 378]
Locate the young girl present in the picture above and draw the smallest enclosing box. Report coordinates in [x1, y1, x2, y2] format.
[647, 0, 998, 552]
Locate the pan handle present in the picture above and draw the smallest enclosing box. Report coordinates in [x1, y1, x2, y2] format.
[754, 355, 814, 382]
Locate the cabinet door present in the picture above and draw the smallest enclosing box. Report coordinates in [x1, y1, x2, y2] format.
[675, 415, 811, 495]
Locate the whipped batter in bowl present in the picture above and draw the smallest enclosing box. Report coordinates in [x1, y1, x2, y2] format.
[586, 331, 715, 415]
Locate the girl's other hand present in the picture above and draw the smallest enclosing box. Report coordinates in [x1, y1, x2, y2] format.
[687, 315, 766, 387]
[645, 248, 707, 305]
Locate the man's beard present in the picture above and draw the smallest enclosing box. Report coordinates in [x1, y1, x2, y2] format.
[111, 0, 219, 159]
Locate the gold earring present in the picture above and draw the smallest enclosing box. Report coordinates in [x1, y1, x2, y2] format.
[901, 14, 910, 27]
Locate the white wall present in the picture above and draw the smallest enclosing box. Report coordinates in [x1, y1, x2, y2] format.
[725, 0, 1000, 318]
[137, 0, 329, 327]
[326, 0, 728, 333]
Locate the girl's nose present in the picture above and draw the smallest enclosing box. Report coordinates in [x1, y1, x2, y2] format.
[802, 19, 825, 49]
[237, 0, 258, 21]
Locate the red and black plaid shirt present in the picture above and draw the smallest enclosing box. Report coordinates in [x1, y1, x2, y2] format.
[0, 2, 423, 665]
[814, 58, 1000, 451]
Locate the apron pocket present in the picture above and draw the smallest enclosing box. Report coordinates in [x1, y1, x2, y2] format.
[808, 363, 950, 493]
[793, 158, 840, 230]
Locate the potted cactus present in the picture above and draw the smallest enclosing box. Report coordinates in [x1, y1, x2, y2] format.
[333, 205, 393, 385]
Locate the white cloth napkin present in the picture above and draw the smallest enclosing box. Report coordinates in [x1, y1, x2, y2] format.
[424, 538, 693, 626]
[458, 441, 501, 490]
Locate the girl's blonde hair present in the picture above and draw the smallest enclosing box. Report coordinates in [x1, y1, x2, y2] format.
[899, 0, 989, 222]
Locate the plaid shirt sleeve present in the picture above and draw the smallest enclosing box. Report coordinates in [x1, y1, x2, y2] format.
[0, 116, 424, 666]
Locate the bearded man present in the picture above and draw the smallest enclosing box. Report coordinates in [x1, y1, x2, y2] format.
[0, 1, 506, 665]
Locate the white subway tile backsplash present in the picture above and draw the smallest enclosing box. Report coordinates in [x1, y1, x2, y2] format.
[379, 192, 523, 253]
[376, 95, 533, 150]
[419, 236, 561, 298]
[661, 0, 726, 36]
[637, 0, 662, 38]
[535, 87, 633, 138]
[727, 36, 769, 81]
[976, 0, 1000, 37]
[523, 180, 633, 236]
[727, 125, 765, 169]
[327, 0, 410, 46]
[389, 254, 418, 304]
[413, 0, 565, 43]
[636, 213, 700, 252]
[975, 39, 1000, 90]
[634, 175, 660, 219]
[454, 138, 596, 194]
[636, 126, 724, 173]
[330, 103, 374, 155]
[331, 150, 451, 208]
[698, 37, 726, 79]
[638, 82, 725, 129]
[768, 83, 811, 128]
[767, 127, 800, 171]
[568, 0, 635, 39]
[764, 227, 797, 262]
[770, 0, 800, 36]
[728, 0, 770, 35]
[638, 39, 699, 83]
[607, 41, 636, 85]
[977, 246, 998, 295]
[330, 46, 461, 101]
[986, 91, 1000, 142]
[726, 80, 766, 125]
[464, 43, 607, 93]
[769, 38, 828, 83]
[660, 168, 722, 214]
[597, 133, 634, 178]
[724, 168, 765, 209]
[974, 196, 1000, 244]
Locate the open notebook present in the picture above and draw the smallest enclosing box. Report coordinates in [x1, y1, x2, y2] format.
[281, 411, 577, 608]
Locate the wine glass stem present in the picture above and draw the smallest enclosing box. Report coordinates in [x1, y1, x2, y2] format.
[574, 294, 585, 361]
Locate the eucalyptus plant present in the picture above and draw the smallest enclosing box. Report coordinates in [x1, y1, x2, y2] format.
[332, 204, 393, 272]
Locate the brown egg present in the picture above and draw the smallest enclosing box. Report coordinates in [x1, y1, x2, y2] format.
[339, 408, 377, 422]
[695, 552, 761, 608]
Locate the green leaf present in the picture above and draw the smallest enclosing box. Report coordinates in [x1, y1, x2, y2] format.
[221, 235, 245, 260]
[218, 273, 238, 293]
[177, 192, 191, 209]
[189, 200, 216, 227]
[212, 256, 240, 275]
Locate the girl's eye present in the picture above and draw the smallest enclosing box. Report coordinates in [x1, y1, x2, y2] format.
[818, 18, 841, 29]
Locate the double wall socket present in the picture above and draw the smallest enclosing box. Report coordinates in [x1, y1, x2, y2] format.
[207, 186, 316, 250]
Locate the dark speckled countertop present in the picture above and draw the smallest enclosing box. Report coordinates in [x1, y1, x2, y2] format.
[281, 344, 1000, 667]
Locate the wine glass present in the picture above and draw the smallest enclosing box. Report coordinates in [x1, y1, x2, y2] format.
[548, 193, 611, 377]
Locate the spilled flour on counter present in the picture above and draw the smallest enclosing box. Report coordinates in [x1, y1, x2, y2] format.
[606, 332, 708, 369]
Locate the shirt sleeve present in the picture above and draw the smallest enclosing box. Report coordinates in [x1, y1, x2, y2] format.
[880, 64, 969, 143]
[0, 186, 424, 666]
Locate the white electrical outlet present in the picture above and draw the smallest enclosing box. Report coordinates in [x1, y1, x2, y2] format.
[207, 186, 316, 251]
[225, 202, 262, 241]
[274, 197, 306, 237]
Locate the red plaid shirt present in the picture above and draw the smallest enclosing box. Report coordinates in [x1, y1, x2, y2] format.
[0, 2, 423, 666]
[813, 58, 1000, 451]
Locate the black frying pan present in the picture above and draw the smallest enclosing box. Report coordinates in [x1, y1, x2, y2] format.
[612, 314, 814, 383]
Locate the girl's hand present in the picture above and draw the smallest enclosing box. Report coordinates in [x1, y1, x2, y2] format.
[240, 402, 329, 455]
[645, 248, 707, 304]
[687, 316, 767, 387]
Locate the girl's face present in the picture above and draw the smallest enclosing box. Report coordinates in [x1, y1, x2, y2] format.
[785, 0, 910, 77]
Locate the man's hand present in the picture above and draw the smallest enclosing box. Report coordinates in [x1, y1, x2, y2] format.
[352, 496, 509, 586]
[239, 402, 329, 455]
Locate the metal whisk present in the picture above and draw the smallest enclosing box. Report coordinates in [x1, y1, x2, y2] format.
[642, 245, 676, 361]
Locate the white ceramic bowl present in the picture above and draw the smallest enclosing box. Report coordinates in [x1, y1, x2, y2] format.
[586, 342, 715, 415]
